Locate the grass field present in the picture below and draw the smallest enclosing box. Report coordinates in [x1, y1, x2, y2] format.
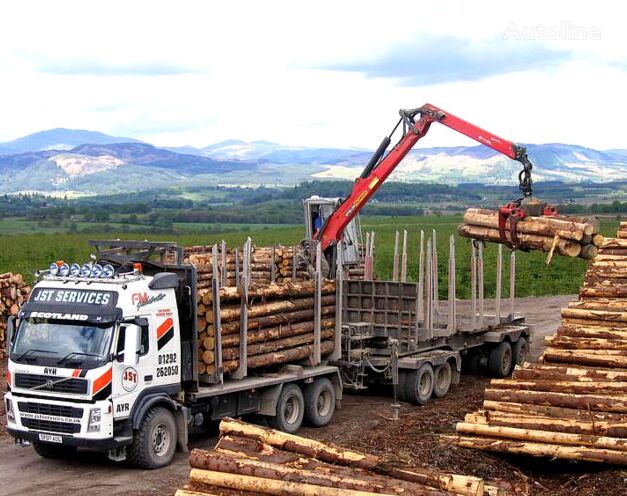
[0, 215, 618, 298]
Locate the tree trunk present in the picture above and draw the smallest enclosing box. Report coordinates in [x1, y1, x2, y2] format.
[482, 400, 627, 421]
[490, 377, 627, 394]
[543, 348, 627, 368]
[443, 435, 627, 464]
[221, 319, 335, 347]
[457, 225, 581, 257]
[545, 335, 627, 350]
[483, 388, 627, 412]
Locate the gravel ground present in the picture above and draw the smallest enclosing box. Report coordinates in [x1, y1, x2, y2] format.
[2, 294, 627, 496]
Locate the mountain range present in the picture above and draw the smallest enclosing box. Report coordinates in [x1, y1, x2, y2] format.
[0, 129, 625, 195]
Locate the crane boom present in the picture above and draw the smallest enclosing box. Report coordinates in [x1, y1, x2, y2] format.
[315, 103, 534, 251]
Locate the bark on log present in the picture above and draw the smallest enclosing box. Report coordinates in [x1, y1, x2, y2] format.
[216, 305, 336, 336]
[221, 329, 335, 361]
[513, 363, 627, 382]
[545, 335, 627, 350]
[211, 294, 336, 323]
[463, 208, 596, 240]
[455, 422, 627, 452]
[189, 468, 393, 496]
[457, 224, 581, 257]
[207, 280, 336, 303]
[221, 319, 335, 347]
[490, 378, 627, 394]
[443, 435, 627, 464]
[484, 388, 627, 412]
[221, 340, 335, 372]
[464, 411, 627, 437]
[543, 349, 627, 368]
[483, 400, 627, 421]
[556, 325, 627, 340]
[560, 307, 627, 323]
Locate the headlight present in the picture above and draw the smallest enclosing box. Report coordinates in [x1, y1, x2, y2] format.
[80, 263, 92, 278]
[70, 263, 81, 277]
[48, 262, 59, 276]
[88, 408, 101, 432]
[90, 264, 103, 278]
[102, 264, 115, 278]
[6, 399, 15, 423]
[58, 263, 70, 277]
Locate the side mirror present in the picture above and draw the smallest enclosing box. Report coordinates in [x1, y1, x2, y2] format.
[123, 324, 141, 366]
[6, 316, 16, 353]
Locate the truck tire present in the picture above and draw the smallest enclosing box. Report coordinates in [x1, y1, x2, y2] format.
[488, 341, 513, 378]
[268, 383, 304, 433]
[512, 337, 528, 372]
[127, 406, 177, 469]
[304, 378, 335, 427]
[404, 363, 434, 405]
[433, 362, 452, 398]
[32, 442, 77, 459]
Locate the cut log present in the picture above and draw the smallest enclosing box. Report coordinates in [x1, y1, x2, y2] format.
[443, 435, 627, 464]
[207, 280, 336, 303]
[513, 363, 627, 382]
[455, 422, 627, 452]
[221, 319, 335, 348]
[222, 340, 335, 372]
[490, 378, 627, 394]
[560, 307, 627, 323]
[216, 305, 336, 336]
[457, 224, 581, 257]
[484, 388, 627, 412]
[555, 325, 627, 340]
[189, 468, 394, 496]
[210, 294, 336, 323]
[483, 400, 627, 421]
[543, 349, 627, 368]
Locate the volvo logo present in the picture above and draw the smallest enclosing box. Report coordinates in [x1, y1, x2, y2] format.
[44, 379, 55, 389]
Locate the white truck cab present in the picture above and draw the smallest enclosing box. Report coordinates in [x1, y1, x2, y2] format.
[4, 240, 342, 468]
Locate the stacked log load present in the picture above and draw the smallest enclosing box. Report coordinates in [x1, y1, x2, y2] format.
[196, 280, 336, 377]
[175, 418, 524, 496]
[618, 221, 627, 239]
[444, 231, 627, 464]
[458, 208, 603, 260]
[0, 273, 30, 357]
[184, 245, 300, 288]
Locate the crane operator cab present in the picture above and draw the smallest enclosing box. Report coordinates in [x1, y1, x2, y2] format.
[303, 196, 362, 267]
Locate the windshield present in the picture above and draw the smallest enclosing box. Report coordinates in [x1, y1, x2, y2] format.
[11, 318, 114, 368]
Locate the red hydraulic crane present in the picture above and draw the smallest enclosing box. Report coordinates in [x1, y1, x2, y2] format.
[314, 104, 537, 252]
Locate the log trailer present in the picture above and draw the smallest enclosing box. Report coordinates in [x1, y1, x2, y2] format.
[4, 104, 536, 469]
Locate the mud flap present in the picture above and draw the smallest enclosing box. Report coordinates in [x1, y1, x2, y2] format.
[175, 406, 189, 453]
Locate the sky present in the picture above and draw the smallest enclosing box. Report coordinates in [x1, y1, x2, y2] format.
[0, 1, 625, 150]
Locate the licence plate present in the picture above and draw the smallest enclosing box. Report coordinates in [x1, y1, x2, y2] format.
[38, 433, 62, 443]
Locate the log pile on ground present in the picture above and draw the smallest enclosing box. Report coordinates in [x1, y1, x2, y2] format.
[458, 208, 602, 260]
[196, 280, 336, 377]
[0, 273, 30, 357]
[174, 418, 521, 496]
[444, 229, 627, 464]
[618, 221, 627, 240]
[184, 245, 300, 288]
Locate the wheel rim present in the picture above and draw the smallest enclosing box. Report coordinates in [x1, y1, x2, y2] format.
[284, 396, 301, 425]
[316, 390, 332, 417]
[502, 348, 512, 373]
[152, 423, 170, 457]
[517, 343, 527, 364]
[419, 372, 432, 396]
[436, 367, 450, 390]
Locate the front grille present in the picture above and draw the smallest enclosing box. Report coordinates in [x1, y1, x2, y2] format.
[18, 402, 83, 419]
[21, 418, 80, 434]
[14, 373, 88, 394]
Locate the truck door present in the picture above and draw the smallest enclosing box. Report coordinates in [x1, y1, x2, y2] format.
[112, 320, 152, 420]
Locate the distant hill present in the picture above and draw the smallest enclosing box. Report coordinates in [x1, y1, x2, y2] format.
[0, 129, 141, 155]
[1, 128, 626, 195]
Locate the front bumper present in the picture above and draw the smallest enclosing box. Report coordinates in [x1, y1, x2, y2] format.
[5, 392, 131, 449]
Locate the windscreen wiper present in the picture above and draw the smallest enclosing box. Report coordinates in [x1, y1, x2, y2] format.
[14, 349, 56, 361]
[57, 351, 101, 365]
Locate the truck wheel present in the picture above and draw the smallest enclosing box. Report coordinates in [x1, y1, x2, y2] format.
[304, 378, 336, 427]
[268, 383, 304, 433]
[488, 342, 513, 378]
[127, 406, 177, 469]
[404, 364, 434, 405]
[512, 337, 528, 372]
[433, 362, 452, 398]
[32, 442, 77, 459]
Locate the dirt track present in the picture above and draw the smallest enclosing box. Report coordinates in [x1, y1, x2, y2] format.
[2, 294, 626, 496]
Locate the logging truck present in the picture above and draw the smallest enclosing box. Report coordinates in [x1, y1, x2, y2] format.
[4, 240, 342, 469]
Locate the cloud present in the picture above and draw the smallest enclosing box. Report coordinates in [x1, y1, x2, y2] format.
[320, 36, 572, 85]
[34, 59, 202, 77]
